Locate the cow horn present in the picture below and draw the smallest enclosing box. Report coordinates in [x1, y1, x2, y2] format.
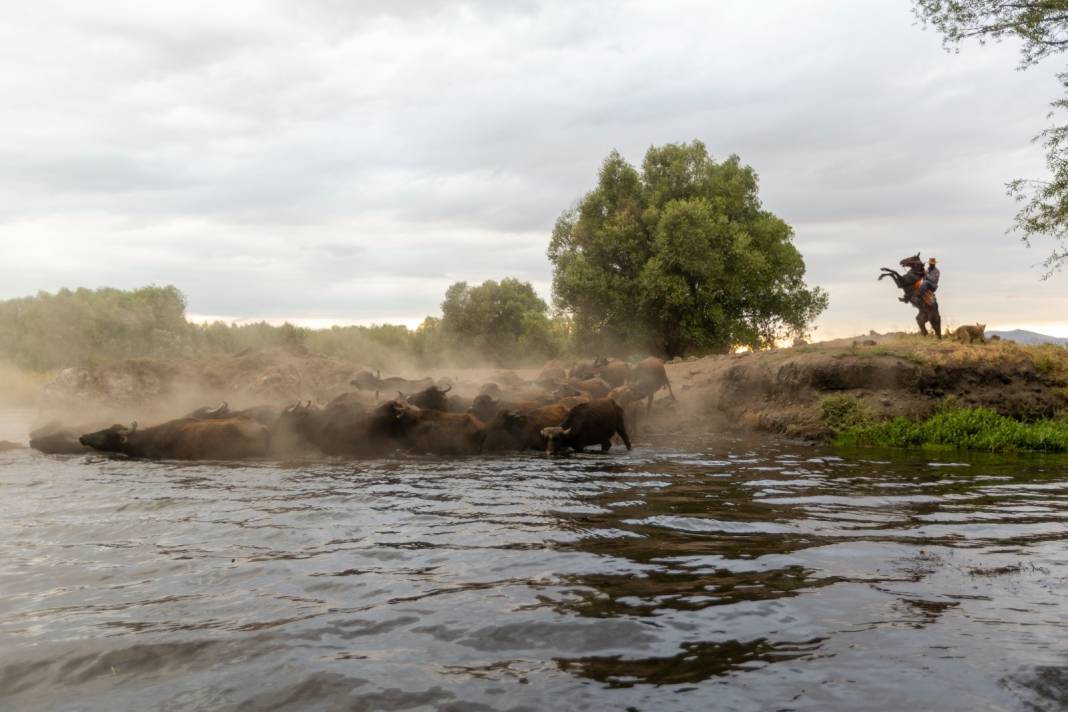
[439, 384, 452, 394]
[563, 428, 571, 436]
[130, 421, 138, 433]
[304, 400, 312, 409]
[397, 391, 406, 401]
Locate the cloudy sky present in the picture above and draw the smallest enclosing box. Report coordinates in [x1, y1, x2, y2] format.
[2, 0, 1066, 338]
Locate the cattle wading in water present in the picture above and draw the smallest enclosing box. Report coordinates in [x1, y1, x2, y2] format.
[541, 398, 632, 455]
[483, 403, 570, 453]
[382, 400, 487, 456]
[79, 417, 270, 460]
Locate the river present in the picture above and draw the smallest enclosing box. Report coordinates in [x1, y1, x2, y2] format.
[1, 412, 1066, 711]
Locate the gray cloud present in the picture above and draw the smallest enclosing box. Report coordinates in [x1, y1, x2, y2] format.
[1, 0, 1066, 336]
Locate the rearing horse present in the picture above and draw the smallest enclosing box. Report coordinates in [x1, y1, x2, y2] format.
[878, 253, 941, 338]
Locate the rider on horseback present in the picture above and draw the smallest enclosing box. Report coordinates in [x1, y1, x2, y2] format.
[917, 257, 939, 301]
[880, 253, 943, 339]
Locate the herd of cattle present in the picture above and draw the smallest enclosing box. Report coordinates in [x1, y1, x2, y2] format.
[30, 357, 675, 460]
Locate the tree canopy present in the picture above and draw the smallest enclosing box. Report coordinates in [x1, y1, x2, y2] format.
[438, 278, 559, 363]
[547, 141, 827, 357]
[915, 0, 1068, 274]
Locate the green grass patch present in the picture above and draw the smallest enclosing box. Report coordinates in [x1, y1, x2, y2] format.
[820, 395, 871, 432]
[834, 407, 1068, 453]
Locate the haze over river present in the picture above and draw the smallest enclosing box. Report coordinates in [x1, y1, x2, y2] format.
[1, 410, 1067, 711]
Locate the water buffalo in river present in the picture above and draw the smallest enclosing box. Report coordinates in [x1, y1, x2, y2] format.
[382, 400, 486, 455]
[274, 400, 399, 457]
[79, 416, 270, 460]
[483, 403, 570, 453]
[541, 398, 632, 455]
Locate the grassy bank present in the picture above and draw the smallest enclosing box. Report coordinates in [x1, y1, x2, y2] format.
[829, 400, 1068, 453]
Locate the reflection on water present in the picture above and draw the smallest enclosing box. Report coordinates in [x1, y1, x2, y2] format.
[1, 431, 1068, 710]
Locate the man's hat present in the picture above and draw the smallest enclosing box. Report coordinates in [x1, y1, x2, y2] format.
[928, 257, 937, 264]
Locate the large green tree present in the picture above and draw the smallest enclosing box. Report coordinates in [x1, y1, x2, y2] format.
[548, 141, 827, 357]
[439, 277, 557, 363]
[915, 0, 1068, 274]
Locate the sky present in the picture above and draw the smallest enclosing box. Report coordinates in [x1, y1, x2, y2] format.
[1, 0, 1067, 339]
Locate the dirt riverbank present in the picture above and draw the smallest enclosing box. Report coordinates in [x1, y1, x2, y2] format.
[18, 334, 1068, 443]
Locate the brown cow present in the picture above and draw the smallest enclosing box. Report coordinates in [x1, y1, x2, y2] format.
[595, 359, 630, 387]
[381, 400, 486, 455]
[483, 403, 569, 452]
[541, 398, 632, 455]
[630, 357, 676, 412]
[79, 416, 270, 460]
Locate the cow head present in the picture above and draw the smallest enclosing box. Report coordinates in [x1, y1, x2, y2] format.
[468, 394, 500, 422]
[540, 425, 572, 455]
[406, 384, 452, 411]
[79, 422, 136, 452]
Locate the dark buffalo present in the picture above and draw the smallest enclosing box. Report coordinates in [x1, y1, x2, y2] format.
[30, 421, 93, 454]
[630, 357, 676, 412]
[541, 398, 632, 455]
[483, 403, 569, 452]
[405, 384, 453, 411]
[79, 416, 270, 460]
[381, 400, 486, 455]
[273, 400, 398, 457]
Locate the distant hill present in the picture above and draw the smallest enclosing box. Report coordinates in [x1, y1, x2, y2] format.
[986, 329, 1068, 346]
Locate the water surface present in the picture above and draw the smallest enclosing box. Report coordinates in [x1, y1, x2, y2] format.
[2, 420, 1067, 711]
